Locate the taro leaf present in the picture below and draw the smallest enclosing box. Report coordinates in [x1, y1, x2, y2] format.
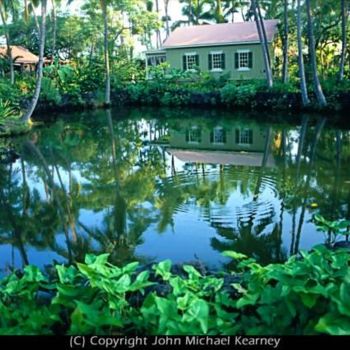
[121, 262, 139, 274]
[169, 276, 186, 296]
[56, 265, 78, 284]
[129, 271, 154, 292]
[183, 299, 209, 334]
[183, 265, 202, 279]
[335, 281, 350, 317]
[236, 292, 260, 308]
[85, 253, 110, 265]
[23, 266, 45, 283]
[222, 251, 248, 260]
[114, 274, 131, 293]
[153, 260, 172, 281]
[315, 313, 350, 335]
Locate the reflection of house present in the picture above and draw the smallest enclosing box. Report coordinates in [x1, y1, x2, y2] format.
[167, 124, 274, 167]
[170, 125, 266, 152]
[0, 46, 39, 72]
[168, 149, 275, 167]
[145, 20, 279, 80]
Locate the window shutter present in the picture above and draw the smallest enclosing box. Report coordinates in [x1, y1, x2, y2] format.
[221, 53, 225, 69]
[248, 52, 253, 68]
[210, 130, 214, 143]
[195, 54, 199, 67]
[208, 54, 212, 70]
[235, 129, 240, 143]
[183, 55, 187, 70]
[235, 52, 239, 69]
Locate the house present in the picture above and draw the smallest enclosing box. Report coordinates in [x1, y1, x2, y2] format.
[145, 20, 279, 80]
[0, 46, 39, 72]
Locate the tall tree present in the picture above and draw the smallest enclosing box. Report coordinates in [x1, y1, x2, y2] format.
[163, 0, 170, 37]
[20, 0, 47, 123]
[305, 0, 327, 107]
[339, 0, 347, 80]
[282, 0, 288, 83]
[296, 0, 309, 106]
[251, 0, 273, 88]
[214, 0, 225, 23]
[101, 0, 111, 106]
[50, 0, 60, 59]
[0, 0, 14, 84]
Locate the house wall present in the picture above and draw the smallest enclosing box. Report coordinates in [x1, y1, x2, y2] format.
[165, 43, 273, 80]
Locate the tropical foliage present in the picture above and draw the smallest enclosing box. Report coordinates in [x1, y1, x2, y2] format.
[0, 246, 350, 335]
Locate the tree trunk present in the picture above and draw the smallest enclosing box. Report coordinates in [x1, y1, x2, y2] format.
[215, 0, 225, 23]
[256, 1, 271, 67]
[0, 4, 14, 84]
[252, 0, 273, 88]
[296, 0, 310, 106]
[20, 0, 47, 123]
[339, 0, 347, 80]
[305, 0, 327, 107]
[102, 0, 111, 106]
[164, 0, 170, 37]
[282, 0, 289, 83]
[155, 0, 162, 48]
[51, 0, 57, 60]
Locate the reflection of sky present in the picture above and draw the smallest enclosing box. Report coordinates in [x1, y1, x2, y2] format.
[135, 211, 229, 269]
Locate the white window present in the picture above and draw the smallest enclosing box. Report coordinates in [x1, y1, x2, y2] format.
[187, 126, 201, 143]
[147, 54, 166, 67]
[210, 51, 224, 71]
[236, 50, 252, 71]
[236, 128, 253, 145]
[184, 52, 198, 71]
[212, 127, 226, 144]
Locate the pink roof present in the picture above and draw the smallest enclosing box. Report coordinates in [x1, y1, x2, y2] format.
[163, 20, 279, 49]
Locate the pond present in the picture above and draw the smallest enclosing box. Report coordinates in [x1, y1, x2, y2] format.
[0, 107, 349, 274]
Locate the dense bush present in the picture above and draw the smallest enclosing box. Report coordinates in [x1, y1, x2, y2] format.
[0, 245, 349, 335]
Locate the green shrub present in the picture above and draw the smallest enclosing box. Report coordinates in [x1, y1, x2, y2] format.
[220, 83, 258, 107]
[40, 77, 61, 105]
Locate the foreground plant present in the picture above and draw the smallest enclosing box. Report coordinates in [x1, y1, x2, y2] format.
[0, 246, 349, 335]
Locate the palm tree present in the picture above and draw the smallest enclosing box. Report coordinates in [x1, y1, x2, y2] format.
[305, 0, 327, 107]
[50, 0, 61, 60]
[101, 0, 111, 106]
[296, 0, 310, 106]
[339, 0, 348, 80]
[163, 0, 170, 37]
[0, 0, 14, 84]
[251, 0, 273, 88]
[20, 0, 47, 123]
[282, 0, 288, 83]
[214, 0, 225, 23]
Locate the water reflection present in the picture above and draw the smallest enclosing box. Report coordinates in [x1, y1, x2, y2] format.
[0, 109, 350, 272]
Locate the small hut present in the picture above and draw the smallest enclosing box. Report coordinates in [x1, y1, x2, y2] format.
[0, 45, 39, 72]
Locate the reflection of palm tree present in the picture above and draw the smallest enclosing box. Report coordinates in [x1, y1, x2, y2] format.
[23, 140, 73, 263]
[291, 118, 326, 254]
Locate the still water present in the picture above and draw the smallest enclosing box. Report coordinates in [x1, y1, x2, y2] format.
[0, 108, 349, 273]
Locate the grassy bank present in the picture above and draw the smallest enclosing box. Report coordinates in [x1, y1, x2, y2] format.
[1, 245, 349, 335]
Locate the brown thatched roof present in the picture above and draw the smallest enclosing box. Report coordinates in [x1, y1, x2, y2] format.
[0, 45, 39, 64]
